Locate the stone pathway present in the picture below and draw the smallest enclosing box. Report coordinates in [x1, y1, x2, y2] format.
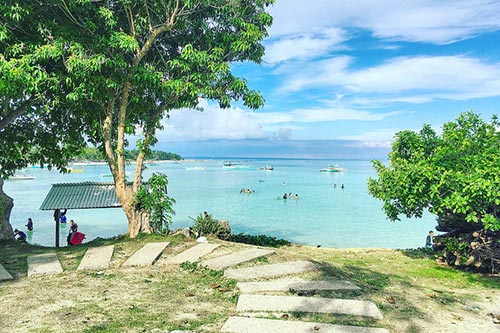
[122, 242, 170, 267]
[27, 253, 63, 277]
[224, 260, 318, 281]
[236, 294, 384, 320]
[237, 278, 360, 293]
[78, 245, 114, 270]
[166, 243, 220, 264]
[0, 263, 13, 281]
[201, 248, 275, 270]
[221, 316, 390, 333]
[216, 255, 388, 332]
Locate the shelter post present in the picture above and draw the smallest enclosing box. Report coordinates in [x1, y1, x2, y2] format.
[53, 209, 60, 248]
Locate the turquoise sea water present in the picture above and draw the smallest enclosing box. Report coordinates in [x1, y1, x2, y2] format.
[5, 159, 437, 249]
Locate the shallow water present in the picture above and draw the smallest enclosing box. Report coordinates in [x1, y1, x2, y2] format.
[5, 159, 437, 248]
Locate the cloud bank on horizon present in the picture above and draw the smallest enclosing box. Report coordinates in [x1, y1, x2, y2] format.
[157, 0, 500, 157]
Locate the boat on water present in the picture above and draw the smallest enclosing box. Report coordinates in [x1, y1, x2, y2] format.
[72, 161, 108, 167]
[259, 165, 274, 171]
[8, 174, 35, 180]
[320, 164, 344, 172]
[222, 161, 251, 170]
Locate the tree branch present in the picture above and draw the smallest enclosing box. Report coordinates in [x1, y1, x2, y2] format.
[0, 96, 37, 131]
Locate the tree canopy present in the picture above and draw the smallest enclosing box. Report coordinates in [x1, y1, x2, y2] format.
[2, 0, 274, 237]
[368, 111, 500, 232]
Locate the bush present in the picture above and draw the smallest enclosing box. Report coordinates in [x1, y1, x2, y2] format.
[190, 212, 230, 240]
[228, 233, 290, 248]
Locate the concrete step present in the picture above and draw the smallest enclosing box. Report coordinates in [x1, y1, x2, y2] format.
[0, 263, 13, 281]
[122, 242, 170, 267]
[77, 245, 114, 270]
[166, 243, 220, 264]
[27, 253, 63, 277]
[224, 260, 318, 281]
[236, 294, 383, 320]
[201, 248, 275, 270]
[237, 278, 360, 293]
[220, 316, 389, 333]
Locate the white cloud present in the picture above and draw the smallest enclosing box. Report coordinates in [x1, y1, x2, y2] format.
[253, 106, 398, 126]
[268, 0, 500, 44]
[159, 99, 265, 141]
[279, 55, 500, 101]
[264, 28, 348, 64]
[339, 129, 399, 148]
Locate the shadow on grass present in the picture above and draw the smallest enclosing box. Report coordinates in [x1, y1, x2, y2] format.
[311, 260, 429, 332]
[400, 248, 500, 289]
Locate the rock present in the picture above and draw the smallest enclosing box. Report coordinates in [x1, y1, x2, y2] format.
[169, 228, 192, 238]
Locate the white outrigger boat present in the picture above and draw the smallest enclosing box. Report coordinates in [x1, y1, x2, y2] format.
[320, 164, 344, 172]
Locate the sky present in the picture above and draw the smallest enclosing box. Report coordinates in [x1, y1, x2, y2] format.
[156, 0, 500, 159]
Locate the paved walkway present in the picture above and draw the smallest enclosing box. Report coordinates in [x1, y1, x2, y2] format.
[166, 243, 220, 264]
[201, 248, 275, 270]
[27, 253, 63, 277]
[122, 242, 170, 267]
[236, 294, 384, 320]
[224, 260, 318, 281]
[0, 264, 13, 281]
[221, 316, 390, 333]
[237, 278, 360, 293]
[78, 245, 114, 270]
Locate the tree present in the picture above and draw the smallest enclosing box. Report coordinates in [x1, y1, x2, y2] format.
[368, 112, 500, 271]
[30, 0, 274, 237]
[0, 2, 87, 240]
[368, 111, 500, 232]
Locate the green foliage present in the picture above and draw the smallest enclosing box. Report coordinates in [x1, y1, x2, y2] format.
[2, 0, 274, 235]
[368, 111, 500, 232]
[228, 233, 291, 248]
[190, 213, 231, 240]
[133, 173, 175, 235]
[76, 147, 182, 161]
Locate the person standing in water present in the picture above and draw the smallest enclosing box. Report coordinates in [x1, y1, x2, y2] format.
[26, 218, 33, 231]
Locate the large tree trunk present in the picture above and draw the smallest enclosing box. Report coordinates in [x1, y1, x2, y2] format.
[0, 179, 14, 241]
[112, 173, 151, 238]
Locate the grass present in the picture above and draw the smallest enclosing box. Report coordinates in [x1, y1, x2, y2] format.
[0, 235, 499, 332]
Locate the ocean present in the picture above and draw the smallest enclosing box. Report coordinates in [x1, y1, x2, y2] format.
[5, 158, 437, 249]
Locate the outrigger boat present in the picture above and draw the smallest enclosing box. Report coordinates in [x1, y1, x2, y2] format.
[320, 164, 344, 172]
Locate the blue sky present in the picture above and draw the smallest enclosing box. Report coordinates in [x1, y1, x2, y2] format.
[156, 1, 500, 159]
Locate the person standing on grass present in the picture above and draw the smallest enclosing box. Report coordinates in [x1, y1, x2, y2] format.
[425, 231, 435, 250]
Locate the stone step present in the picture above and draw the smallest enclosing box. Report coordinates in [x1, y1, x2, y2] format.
[225, 260, 318, 281]
[236, 294, 383, 320]
[166, 243, 220, 264]
[28, 253, 63, 277]
[122, 242, 170, 267]
[0, 264, 13, 281]
[201, 248, 275, 270]
[220, 316, 389, 333]
[237, 278, 360, 293]
[77, 245, 114, 270]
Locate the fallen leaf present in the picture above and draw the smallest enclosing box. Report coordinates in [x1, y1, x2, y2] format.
[386, 296, 396, 304]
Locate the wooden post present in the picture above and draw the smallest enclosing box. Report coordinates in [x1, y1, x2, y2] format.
[53, 209, 60, 248]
